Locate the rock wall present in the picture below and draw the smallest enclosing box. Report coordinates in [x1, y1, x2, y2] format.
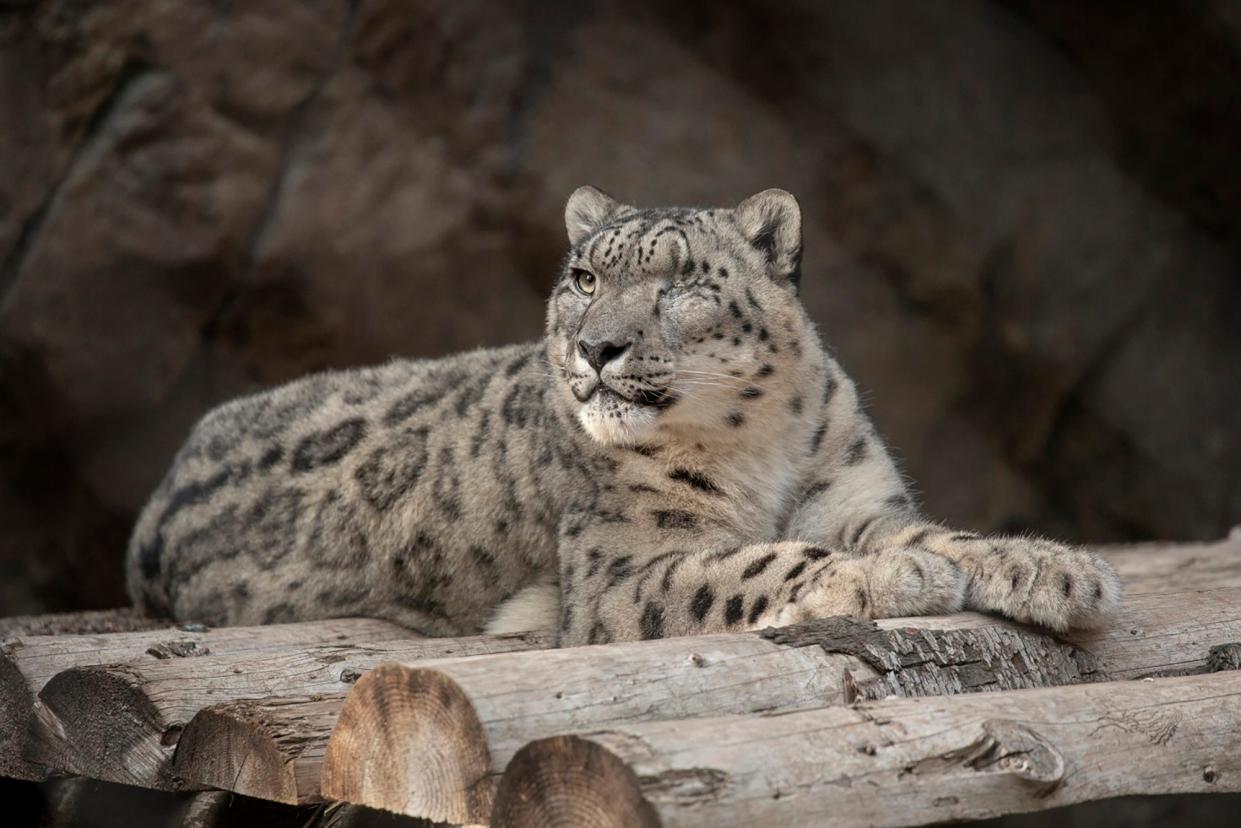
[2, 0, 1240, 613]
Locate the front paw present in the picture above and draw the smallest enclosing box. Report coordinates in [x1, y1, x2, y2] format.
[970, 539, 1122, 631]
[771, 548, 966, 626]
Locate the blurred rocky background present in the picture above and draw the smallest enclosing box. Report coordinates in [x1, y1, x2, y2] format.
[2, 0, 1240, 618]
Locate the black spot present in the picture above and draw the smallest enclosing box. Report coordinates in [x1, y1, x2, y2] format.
[640, 602, 665, 640]
[743, 552, 777, 579]
[801, 480, 831, 501]
[728, 300, 743, 319]
[745, 287, 762, 311]
[384, 385, 454, 426]
[263, 603, 297, 624]
[823, 376, 839, 405]
[668, 468, 722, 495]
[845, 437, 869, 466]
[906, 528, 932, 547]
[629, 483, 660, 494]
[258, 445, 285, 471]
[1009, 568, 1025, 591]
[653, 509, 698, 530]
[1092, 581, 1104, 604]
[740, 386, 763, 399]
[505, 351, 533, 377]
[718, 266, 729, 279]
[789, 396, 804, 415]
[809, 422, 828, 454]
[758, 327, 770, 342]
[690, 585, 715, 622]
[855, 588, 868, 613]
[586, 547, 605, 577]
[850, 516, 877, 549]
[471, 546, 496, 568]
[724, 595, 745, 626]
[747, 595, 769, 625]
[430, 446, 462, 519]
[355, 426, 429, 512]
[588, 622, 612, 645]
[784, 561, 807, 581]
[804, 547, 832, 560]
[950, 532, 981, 542]
[726, 411, 745, 427]
[885, 493, 911, 511]
[629, 443, 660, 458]
[607, 555, 634, 584]
[756, 363, 774, 377]
[469, 411, 491, 458]
[291, 418, 368, 473]
[1061, 574, 1073, 597]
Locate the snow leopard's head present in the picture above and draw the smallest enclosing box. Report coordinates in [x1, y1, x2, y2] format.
[546, 186, 822, 446]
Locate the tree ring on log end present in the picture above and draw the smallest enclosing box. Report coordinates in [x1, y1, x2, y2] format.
[491, 735, 661, 828]
[171, 702, 300, 804]
[32, 664, 172, 787]
[321, 664, 492, 823]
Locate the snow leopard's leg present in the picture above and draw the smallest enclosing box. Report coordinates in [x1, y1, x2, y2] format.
[782, 374, 1121, 632]
[555, 506, 966, 646]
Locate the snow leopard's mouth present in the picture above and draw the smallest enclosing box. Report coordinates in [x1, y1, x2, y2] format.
[575, 382, 677, 410]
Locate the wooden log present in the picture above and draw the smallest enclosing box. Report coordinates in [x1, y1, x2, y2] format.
[26, 629, 553, 790]
[172, 693, 345, 805]
[491, 669, 1241, 827]
[1100, 528, 1241, 593]
[318, 585, 1241, 822]
[0, 617, 412, 781]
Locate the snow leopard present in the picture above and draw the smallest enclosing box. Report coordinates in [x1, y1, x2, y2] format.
[126, 186, 1122, 645]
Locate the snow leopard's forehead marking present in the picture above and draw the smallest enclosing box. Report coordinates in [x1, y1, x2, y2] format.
[575, 208, 727, 281]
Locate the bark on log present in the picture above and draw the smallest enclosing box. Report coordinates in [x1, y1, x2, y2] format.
[318, 585, 1241, 823]
[0, 617, 411, 781]
[25, 630, 553, 790]
[491, 670, 1241, 827]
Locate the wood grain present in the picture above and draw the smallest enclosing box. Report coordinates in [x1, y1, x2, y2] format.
[492, 670, 1241, 827]
[318, 584, 1241, 821]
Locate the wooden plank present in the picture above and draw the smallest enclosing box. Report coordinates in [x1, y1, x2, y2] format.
[26, 630, 554, 790]
[317, 585, 1241, 823]
[0, 617, 413, 781]
[490, 670, 1241, 827]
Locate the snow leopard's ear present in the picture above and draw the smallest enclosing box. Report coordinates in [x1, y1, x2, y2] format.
[734, 189, 803, 289]
[565, 185, 622, 246]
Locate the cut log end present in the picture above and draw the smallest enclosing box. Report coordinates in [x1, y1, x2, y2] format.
[172, 703, 300, 804]
[320, 664, 493, 823]
[29, 664, 174, 788]
[0, 650, 42, 780]
[490, 735, 660, 828]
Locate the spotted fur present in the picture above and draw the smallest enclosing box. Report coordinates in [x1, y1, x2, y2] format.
[126, 187, 1121, 641]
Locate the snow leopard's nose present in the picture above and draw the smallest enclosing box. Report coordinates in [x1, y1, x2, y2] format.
[578, 338, 631, 374]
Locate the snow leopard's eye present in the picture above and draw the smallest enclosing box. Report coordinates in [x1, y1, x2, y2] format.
[572, 269, 597, 296]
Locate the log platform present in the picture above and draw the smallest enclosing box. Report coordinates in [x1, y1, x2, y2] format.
[3, 531, 1240, 827]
